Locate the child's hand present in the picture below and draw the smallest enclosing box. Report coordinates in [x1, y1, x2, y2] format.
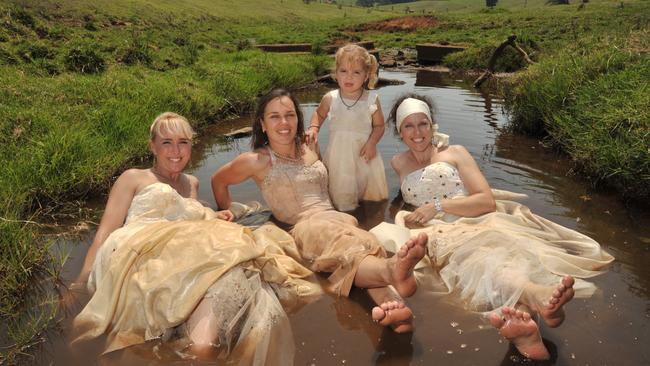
[360, 142, 377, 162]
[216, 209, 234, 221]
[305, 127, 319, 145]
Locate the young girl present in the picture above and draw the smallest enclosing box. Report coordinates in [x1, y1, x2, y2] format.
[306, 44, 388, 211]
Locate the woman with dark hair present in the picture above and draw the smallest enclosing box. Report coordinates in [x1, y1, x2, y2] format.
[212, 89, 428, 332]
[375, 93, 614, 359]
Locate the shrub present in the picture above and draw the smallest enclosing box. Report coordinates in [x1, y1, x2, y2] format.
[0, 46, 17, 65]
[11, 8, 35, 28]
[64, 45, 106, 74]
[117, 37, 152, 65]
[84, 21, 98, 31]
[16, 43, 54, 62]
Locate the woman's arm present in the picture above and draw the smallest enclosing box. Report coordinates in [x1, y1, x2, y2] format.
[74, 169, 139, 284]
[360, 99, 385, 161]
[444, 145, 496, 216]
[432, 145, 496, 217]
[211, 151, 266, 209]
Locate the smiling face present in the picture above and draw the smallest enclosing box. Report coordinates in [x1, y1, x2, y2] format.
[261, 96, 299, 147]
[399, 112, 434, 152]
[335, 60, 368, 97]
[150, 127, 192, 174]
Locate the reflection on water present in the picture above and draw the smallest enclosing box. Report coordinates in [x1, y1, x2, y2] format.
[50, 70, 649, 365]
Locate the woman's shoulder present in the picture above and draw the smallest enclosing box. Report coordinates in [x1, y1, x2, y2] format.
[185, 173, 199, 186]
[390, 151, 411, 173]
[238, 148, 272, 168]
[440, 144, 469, 156]
[109, 168, 150, 197]
[116, 168, 151, 186]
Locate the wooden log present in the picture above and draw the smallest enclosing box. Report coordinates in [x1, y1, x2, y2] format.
[416, 43, 466, 64]
[223, 126, 253, 138]
[473, 35, 535, 88]
[255, 43, 312, 53]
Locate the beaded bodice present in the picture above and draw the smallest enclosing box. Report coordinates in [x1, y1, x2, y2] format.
[401, 162, 467, 207]
[259, 148, 333, 225]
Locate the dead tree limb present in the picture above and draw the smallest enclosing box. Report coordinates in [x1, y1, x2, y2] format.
[473, 35, 536, 88]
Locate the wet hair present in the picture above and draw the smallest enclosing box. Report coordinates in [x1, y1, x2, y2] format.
[334, 44, 379, 89]
[387, 93, 437, 136]
[150, 112, 195, 141]
[251, 88, 305, 149]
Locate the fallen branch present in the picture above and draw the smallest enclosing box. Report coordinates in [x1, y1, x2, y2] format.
[473, 35, 535, 88]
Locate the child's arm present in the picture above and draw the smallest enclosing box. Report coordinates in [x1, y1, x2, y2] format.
[360, 99, 385, 161]
[305, 93, 332, 145]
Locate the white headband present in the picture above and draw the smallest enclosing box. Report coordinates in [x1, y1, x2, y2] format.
[396, 98, 432, 132]
[396, 98, 449, 148]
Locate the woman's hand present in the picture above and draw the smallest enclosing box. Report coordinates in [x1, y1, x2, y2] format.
[360, 142, 378, 161]
[216, 209, 234, 221]
[61, 278, 88, 311]
[404, 204, 438, 225]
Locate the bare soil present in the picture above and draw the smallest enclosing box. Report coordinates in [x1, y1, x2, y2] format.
[351, 16, 438, 32]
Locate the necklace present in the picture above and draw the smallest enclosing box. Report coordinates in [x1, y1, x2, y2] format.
[339, 89, 363, 110]
[270, 146, 302, 163]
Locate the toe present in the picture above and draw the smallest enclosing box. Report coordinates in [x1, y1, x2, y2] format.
[372, 307, 385, 322]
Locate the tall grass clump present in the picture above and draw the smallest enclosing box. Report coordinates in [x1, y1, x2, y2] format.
[443, 36, 539, 72]
[504, 38, 650, 200]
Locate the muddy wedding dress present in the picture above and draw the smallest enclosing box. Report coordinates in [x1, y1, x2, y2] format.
[74, 183, 320, 364]
[259, 147, 386, 296]
[371, 162, 614, 313]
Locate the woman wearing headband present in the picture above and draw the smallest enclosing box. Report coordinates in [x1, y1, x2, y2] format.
[378, 94, 613, 360]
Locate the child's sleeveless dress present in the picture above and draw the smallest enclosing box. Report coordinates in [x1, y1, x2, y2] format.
[323, 89, 388, 211]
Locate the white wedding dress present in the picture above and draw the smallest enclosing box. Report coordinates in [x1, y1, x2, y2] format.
[75, 183, 320, 364]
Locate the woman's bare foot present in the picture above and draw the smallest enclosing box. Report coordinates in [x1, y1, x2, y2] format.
[489, 306, 550, 360]
[371, 301, 414, 333]
[390, 233, 427, 297]
[539, 276, 575, 328]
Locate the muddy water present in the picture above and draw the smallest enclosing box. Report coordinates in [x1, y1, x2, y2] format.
[50, 70, 649, 365]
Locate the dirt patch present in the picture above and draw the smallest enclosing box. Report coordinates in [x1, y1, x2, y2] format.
[352, 16, 438, 32]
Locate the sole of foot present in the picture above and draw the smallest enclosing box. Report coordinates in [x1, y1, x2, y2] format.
[371, 301, 414, 333]
[392, 232, 427, 298]
[489, 306, 550, 360]
[540, 276, 575, 328]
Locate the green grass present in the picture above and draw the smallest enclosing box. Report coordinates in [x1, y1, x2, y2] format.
[503, 34, 650, 198]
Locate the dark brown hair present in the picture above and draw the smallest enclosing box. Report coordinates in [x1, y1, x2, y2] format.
[251, 88, 305, 149]
[387, 93, 436, 136]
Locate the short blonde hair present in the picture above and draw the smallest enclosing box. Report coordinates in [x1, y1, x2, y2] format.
[149, 112, 195, 141]
[334, 44, 379, 89]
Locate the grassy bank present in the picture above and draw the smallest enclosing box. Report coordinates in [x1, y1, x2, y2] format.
[0, 0, 390, 362]
[503, 31, 649, 199]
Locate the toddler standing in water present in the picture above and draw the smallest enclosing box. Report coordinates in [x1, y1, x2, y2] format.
[306, 44, 388, 211]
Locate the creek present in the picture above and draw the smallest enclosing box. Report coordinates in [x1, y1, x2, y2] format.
[47, 69, 649, 365]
